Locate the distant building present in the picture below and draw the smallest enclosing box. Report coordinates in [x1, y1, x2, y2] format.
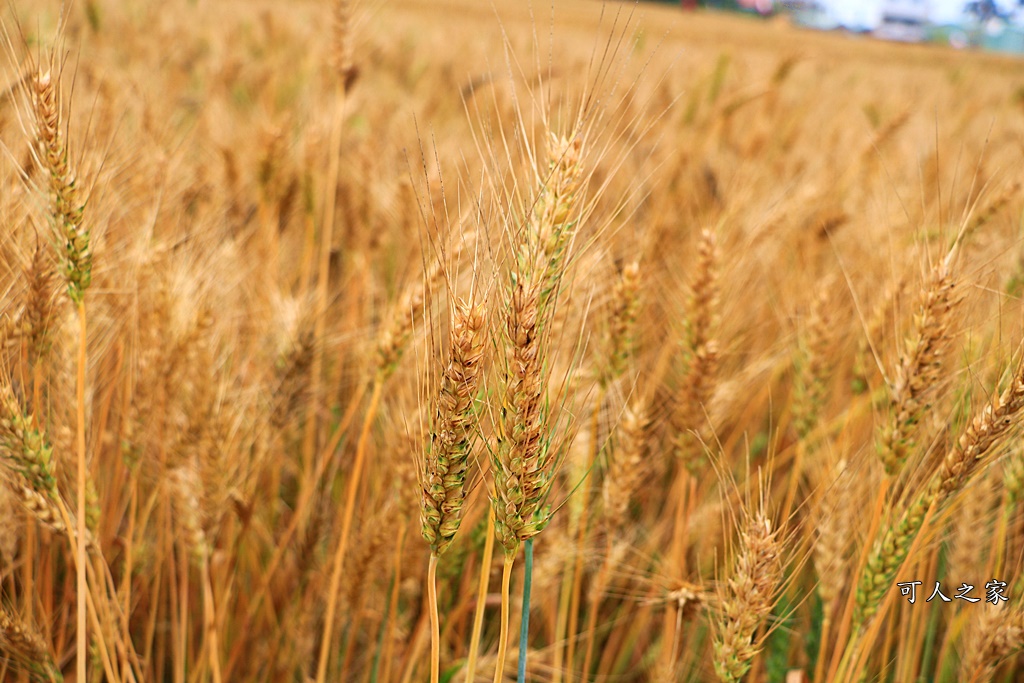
[875, 0, 930, 41]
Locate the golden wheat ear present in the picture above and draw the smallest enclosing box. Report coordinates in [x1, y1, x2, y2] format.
[601, 399, 650, 534]
[0, 605, 60, 682]
[878, 256, 959, 477]
[674, 227, 719, 474]
[713, 502, 785, 683]
[331, 0, 359, 93]
[420, 299, 487, 557]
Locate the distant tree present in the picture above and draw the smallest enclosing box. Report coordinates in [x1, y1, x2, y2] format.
[965, 0, 1006, 21]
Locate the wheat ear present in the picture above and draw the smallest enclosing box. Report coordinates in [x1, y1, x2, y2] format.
[675, 227, 719, 472]
[713, 504, 784, 683]
[0, 605, 60, 682]
[878, 256, 959, 476]
[421, 300, 486, 555]
[492, 132, 585, 557]
[0, 381, 67, 536]
[961, 605, 1024, 682]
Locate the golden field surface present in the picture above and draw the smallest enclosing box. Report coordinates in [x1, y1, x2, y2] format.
[3, 0, 1024, 681]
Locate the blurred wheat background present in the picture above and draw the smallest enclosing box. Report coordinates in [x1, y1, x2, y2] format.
[1, 0, 1024, 681]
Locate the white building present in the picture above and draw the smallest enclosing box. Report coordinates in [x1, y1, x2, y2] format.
[875, 0, 931, 40]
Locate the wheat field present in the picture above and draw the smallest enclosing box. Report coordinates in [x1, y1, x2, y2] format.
[1, 0, 1024, 681]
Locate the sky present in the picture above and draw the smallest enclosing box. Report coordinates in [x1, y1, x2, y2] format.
[820, 0, 1019, 29]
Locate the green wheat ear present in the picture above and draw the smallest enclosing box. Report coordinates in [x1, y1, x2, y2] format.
[33, 70, 92, 304]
